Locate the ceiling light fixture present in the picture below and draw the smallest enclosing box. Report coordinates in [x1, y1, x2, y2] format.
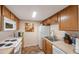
[32, 11, 37, 18]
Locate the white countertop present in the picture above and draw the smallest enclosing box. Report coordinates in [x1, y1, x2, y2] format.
[43, 37, 75, 54]
[52, 41, 75, 54]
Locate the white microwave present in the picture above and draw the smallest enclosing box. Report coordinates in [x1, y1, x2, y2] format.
[4, 17, 16, 31]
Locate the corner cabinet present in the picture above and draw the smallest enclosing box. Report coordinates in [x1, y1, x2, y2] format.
[59, 6, 78, 31]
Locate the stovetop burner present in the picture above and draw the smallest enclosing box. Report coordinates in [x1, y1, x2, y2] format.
[0, 43, 5, 47]
[5, 43, 13, 46]
[11, 39, 17, 42]
[5, 40, 10, 42]
[5, 39, 17, 42]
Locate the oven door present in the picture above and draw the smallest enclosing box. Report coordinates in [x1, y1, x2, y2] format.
[14, 42, 22, 54]
[4, 17, 16, 31]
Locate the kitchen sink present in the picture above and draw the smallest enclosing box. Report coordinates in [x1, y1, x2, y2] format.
[45, 36, 57, 42]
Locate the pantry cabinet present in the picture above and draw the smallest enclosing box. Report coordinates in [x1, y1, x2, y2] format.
[42, 38, 52, 54]
[2, 6, 11, 19]
[59, 5, 78, 31]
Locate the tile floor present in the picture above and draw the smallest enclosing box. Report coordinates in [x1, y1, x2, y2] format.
[22, 46, 44, 54]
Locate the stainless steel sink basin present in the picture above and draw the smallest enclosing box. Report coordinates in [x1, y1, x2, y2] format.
[45, 36, 57, 42]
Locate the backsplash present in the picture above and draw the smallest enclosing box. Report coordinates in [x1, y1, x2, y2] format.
[0, 31, 14, 43]
[66, 31, 79, 37]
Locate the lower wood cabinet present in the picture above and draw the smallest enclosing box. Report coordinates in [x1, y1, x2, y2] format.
[42, 39, 52, 54]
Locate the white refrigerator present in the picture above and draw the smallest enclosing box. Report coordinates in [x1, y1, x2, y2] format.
[38, 25, 50, 49]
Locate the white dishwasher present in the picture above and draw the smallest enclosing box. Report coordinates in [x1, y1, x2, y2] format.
[52, 45, 65, 54]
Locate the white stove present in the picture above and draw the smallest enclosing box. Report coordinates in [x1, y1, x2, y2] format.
[0, 39, 17, 48]
[0, 37, 22, 54]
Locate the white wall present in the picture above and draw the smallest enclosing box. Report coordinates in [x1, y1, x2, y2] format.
[19, 20, 40, 47]
[0, 31, 14, 43]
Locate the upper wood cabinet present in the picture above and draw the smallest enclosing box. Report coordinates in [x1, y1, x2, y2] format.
[2, 6, 11, 19]
[0, 5, 2, 31]
[59, 6, 78, 31]
[0, 5, 20, 31]
[58, 12, 61, 30]
[78, 6, 79, 30]
[50, 14, 58, 24]
[16, 19, 20, 30]
[11, 13, 15, 20]
[14, 17, 20, 30]
[42, 14, 58, 25]
[11, 12, 20, 30]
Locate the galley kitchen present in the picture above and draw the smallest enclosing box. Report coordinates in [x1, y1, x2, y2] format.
[0, 5, 79, 54]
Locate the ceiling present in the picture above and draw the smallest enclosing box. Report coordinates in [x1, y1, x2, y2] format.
[6, 5, 68, 22]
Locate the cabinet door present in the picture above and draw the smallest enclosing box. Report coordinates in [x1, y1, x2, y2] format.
[0, 5, 2, 31]
[2, 6, 11, 19]
[60, 6, 78, 31]
[11, 13, 15, 20]
[78, 6, 79, 30]
[16, 19, 20, 30]
[50, 14, 58, 24]
[15, 17, 20, 30]
[42, 39, 46, 53]
[45, 40, 52, 54]
[58, 12, 62, 29]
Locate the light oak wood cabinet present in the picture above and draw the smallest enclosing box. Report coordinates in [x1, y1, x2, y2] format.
[0, 5, 20, 31]
[2, 6, 11, 19]
[11, 13, 20, 30]
[42, 14, 58, 25]
[14, 17, 20, 30]
[0, 5, 2, 31]
[58, 12, 62, 30]
[59, 6, 78, 31]
[11, 13, 15, 20]
[50, 14, 58, 24]
[42, 39, 46, 53]
[42, 5, 79, 31]
[78, 6, 79, 30]
[42, 39, 52, 54]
